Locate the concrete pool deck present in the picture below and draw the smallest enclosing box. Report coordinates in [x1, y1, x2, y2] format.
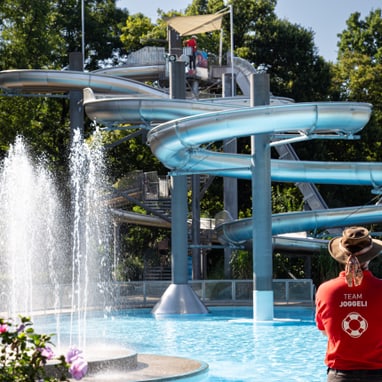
[80, 354, 209, 381]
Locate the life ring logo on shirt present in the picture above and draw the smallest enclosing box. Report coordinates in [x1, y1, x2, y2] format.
[342, 312, 368, 338]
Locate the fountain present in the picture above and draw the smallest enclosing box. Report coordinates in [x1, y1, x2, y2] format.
[0, 132, 129, 375]
[0, 135, 67, 318]
[68, 129, 114, 348]
[0, 130, 113, 320]
[0, 131, 206, 381]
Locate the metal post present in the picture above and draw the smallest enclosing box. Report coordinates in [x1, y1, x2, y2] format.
[168, 26, 182, 58]
[81, 0, 85, 68]
[171, 175, 189, 284]
[152, 61, 207, 314]
[169, 61, 185, 99]
[69, 52, 84, 141]
[170, 60, 188, 285]
[222, 73, 235, 98]
[191, 174, 201, 279]
[229, 4, 234, 96]
[222, 73, 237, 278]
[250, 73, 274, 321]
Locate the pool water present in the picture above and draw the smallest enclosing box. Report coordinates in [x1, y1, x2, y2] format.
[35, 306, 328, 382]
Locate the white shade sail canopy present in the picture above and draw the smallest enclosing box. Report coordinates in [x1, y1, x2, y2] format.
[167, 13, 227, 36]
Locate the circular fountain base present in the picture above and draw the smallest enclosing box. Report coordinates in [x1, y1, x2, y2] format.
[46, 348, 136, 378]
[47, 348, 208, 381]
[84, 348, 138, 375]
[80, 353, 208, 382]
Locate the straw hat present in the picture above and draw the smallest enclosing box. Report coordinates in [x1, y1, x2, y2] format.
[328, 226, 382, 264]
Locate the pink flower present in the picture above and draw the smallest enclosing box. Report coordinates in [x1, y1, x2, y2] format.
[38, 346, 54, 360]
[69, 357, 88, 380]
[0, 324, 8, 333]
[66, 346, 88, 380]
[65, 346, 83, 363]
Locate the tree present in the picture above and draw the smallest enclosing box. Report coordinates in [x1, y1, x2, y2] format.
[335, 9, 382, 142]
[0, 0, 130, 169]
[0, 0, 128, 70]
[229, 0, 277, 54]
[0, 0, 66, 69]
[337, 9, 382, 61]
[294, 9, 382, 217]
[245, 17, 332, 101]
[82, 1, 129, 70]
[120, 13, 156, 54]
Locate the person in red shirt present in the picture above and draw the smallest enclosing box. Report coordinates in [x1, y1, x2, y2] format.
[315, 226, 382, 381]
[185, 35, 197, 71]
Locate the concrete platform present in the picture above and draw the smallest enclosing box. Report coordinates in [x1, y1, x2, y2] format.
[80, 354, 209, 381]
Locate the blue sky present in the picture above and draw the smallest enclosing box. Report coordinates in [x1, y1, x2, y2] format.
[117, 0, 381, 62]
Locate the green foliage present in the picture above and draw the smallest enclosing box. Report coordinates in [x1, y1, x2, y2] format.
[199, 178, 224, 217]
[273, 253, 306, 279]
[0, 316, 69, 381]
[368, 255, 382, 278]
[0, 0, 128, 70]
[0, 96, 71, 178]
[103, 130, 166, 184]
[230, 249, 252, 279]
[0, 0, 66, 69]
[115, 253, 144, 281]
[313, 251, 340, 284]
[120, 11, 169, 51]
[120, 14, 156, 53]
[250, 18, 331, 101]
[299, 8, 382, 209]
[335, 9, 382, 137]
[83, 1, 129, 70]
[228, 0, 277, 55]
[271, 184, 303, 213]
[337, 9, 382, 61]
[116, 221, 170, 281]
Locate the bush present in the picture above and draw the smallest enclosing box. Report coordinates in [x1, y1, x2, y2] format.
[0, 316, 87, 381]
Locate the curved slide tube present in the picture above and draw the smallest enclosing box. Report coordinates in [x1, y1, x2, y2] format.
[218, 204, 382, 246]
[83, 90, 382, 247]
[92, 65, 167, 82]
[146, 102, 371, 169]
[111, 208, 171, 228]
[0, 69, 166, 97]
[1, 69, 381, 249]
[83, 91, 381, 186]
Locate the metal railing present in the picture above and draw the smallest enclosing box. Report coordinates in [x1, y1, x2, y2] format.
[0, 279, 314, 314]
[113, 279, 315, 308]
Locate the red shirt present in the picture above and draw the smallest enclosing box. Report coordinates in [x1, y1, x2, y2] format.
[315, 270, 382, 370]
[186, 38, 197, 53]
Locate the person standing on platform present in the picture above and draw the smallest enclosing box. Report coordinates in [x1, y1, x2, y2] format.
[315, 226, 382, 382]
[184, 35, 197, 72]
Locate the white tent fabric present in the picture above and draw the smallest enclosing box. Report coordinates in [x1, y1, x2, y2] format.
[166, 13, 227, 36]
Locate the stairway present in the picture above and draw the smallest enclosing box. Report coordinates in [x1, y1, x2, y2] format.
[274, 143, 342, 235]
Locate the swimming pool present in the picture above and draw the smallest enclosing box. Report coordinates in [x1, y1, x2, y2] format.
[35, 306, 328, 382]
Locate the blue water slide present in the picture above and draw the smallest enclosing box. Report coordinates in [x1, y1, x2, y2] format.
[83, 90, 382, 247]
[0, 69, 167, 96]
[82, 90, 378, 186]
[1, 69, 381, 250]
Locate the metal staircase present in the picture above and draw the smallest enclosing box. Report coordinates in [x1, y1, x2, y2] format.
[110, 171, 212, 220]
[274, 143, 342, 235]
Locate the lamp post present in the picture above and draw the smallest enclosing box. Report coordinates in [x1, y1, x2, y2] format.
[229, 4, 234, 96]
[81, 0, 85, 70]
